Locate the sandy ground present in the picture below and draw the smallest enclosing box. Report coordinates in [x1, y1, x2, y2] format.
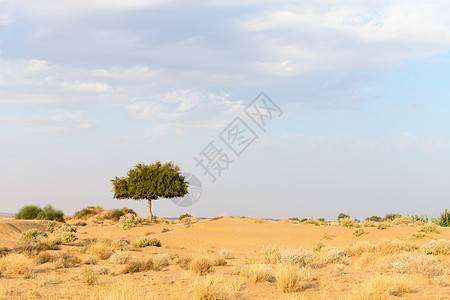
[0, 216, 449, 299]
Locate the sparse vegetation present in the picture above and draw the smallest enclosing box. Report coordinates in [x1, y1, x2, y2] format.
[353, 228, 366, 237]
[131, 236, 162, 248]
[421, 239, 450, 255]
[117, 213, 141, 230]
[236, 263, 273, 283]
[53, 252, 82, 268]
[81, 269, 99, 286]
[16, 204, 64, 222]
[432, 208, 449, 226]
[337, 213, 350, 220]
[190, 257, 213, 275]
[89, 239, 114, 260]
[73, 206, 104, 219]
[179, 213, 193, 220]
[349, 274, 413, 299]
[18, 228, 48, 243]
[0, 253, 34, 275]
[109, 251, 131, 264]
[191, 275, 238, 300]
[276, 264, 309, 293]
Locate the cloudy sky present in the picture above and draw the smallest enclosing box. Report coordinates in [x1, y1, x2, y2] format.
[1, 0, 450, 220]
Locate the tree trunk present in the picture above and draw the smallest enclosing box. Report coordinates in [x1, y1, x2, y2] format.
[148, 200, 153, 223]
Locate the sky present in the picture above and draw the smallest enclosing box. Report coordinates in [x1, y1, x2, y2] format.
[1, 0, 450, 220]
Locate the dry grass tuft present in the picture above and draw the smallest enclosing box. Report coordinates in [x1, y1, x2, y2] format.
[81, 269, 99, 286]
[331, 264, 346, 276]
[385, 252, 444, 277]
[109, 251, 131, 265]
[375, 240, 401, 255]
[322, 248, 347, 264]
[219, 248, 233, 259]
[0, 253, 34, 275]
[176, 256, 192, 270]
[276, 264, 312, 293]
[421, 239, 450, 255]
[392, 216, 415, 226]
[190, 257, 213, 275]
[89, 239, 114, 260]
[53, 252, 82, 269]
[121, 259, 158, 274]
[418, 224, 440, 234]
[235, 263, 273, 283]
[191, 274, 239, 300]
[262, 245, 281, 264]
[281, 248, 316, 267]
[153, 253, 170, 268]
[345, 242, 376, 257]
[94, 282, 148, 300]
[36, 252, 54, 264]
[348, 274, 413, 299]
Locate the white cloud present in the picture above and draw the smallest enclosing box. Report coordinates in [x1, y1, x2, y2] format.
[61, 81, 113, 92]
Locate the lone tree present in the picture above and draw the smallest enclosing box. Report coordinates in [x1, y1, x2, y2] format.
[111, 162, 188, 222]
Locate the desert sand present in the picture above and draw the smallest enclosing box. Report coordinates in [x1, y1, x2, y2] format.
[0, 215, 449, 299]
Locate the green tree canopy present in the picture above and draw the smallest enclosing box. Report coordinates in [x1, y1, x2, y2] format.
[111, 162, 188, 222]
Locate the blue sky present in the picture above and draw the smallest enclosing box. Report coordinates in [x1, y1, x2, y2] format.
[1, 0, 449, 220]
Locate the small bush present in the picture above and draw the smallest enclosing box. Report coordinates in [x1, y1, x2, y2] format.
[387, 253, 443, 277]
[89, 239, 114, 260]
[122, 259, 157, 274]
[345, 242, 376, 257]
[377, 223, 389, 230]
[219, 248, 233, 259]
[56, 232, 78, 243]
[262, 246, 281, 264]
[237, 264, 273, 283]
[176, 257, 192, 270]
[190, 257, 213, 275]
[36, 252, 54, 264]
[15, 239, 60, 256]
[281, 248, 316, 266]
[53, 252, 82, 269]
[340, 218, 354, 227]
[94, 282, 148, 299]
[191, 275, 238, 300]
[337, 213, 350, 220]
[84, 257, 98, 265]
[418, 224, 440, 234]
[81, 269, 98, 286]
[353, 228, 366, 237]
[179, 213, 193, 220]
[103, 209, 125, 221]
[0, 253, 34, 275]
[360, 220, 375, 227]
[384, 213, 401, 221]
[18, 228, 48, 243]
[392, 216, 415, 226]
[73, 206, 104, 219]
[421, 239, 450, 255]
[349, 274, 413, 299]
[365, 216, 382, 222]
[109, 251, 131, 264]
[111, 239, 130, 251]
[276, 264, 306, 293]
[118, 213, 141, 230]
[213, 257, 227, 266]
[46, 221, 59, 233]
[153, 253, 170, 268]
[58, 223, 77, 233]
[322, 248, 347, 264]
[131, 236, 161, 248]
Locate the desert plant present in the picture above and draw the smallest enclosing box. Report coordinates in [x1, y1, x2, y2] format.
[103, 209, 125, 221]
[262, 246, 282, 263]
[383, 213, 401, 221]
[81, 269, 99, 286]
[153, 253, 170, 268]
[18, 228, 48, 243]
[236, 263, 273, 283]
[179, 213, 193, 220]
[322, 248, 347, 264]
[377, 223, 389, 230]
[281, 248, 316, 266]
[46, 221, 59, 233]
[432, 208, 450, 227]
[15, 205, 43, 220]
[117, 213, 141, 230]
[40, 205, 64, 222]
[73, 206, 104, 219]
[89, 239, 114, 260]
[0, 253, 34, 275]
[353, 228, 366, 237]
[418, 224, 440, 234]
[365, 216, 382, 222]
[53, 252, 82, 268]
[345, 242, 376, 257]
[131, 236, 161, 248]
[176, 257, 192, 270]
[190, 257, 213, 275]
[36, 252, 54, 264]
[219, 248, 233, 259]
[111, 162, 188, 222]
[58, 223, 77, 233]
[56, 232, 78, 243]
[387, 253, 443, 277]
[349, 274, 413, 299]
[111, 239, 130, 251]
[276, 264, 307, 293]
[392, 216, 414, 225]
[340, 218, 354, 227]
[122, 259, 157, 273]
[109, 251, 131, 264]
[337, 213, 350, 220]
[360, 220, 376, 227]
[421, 239, 450, 255]
[94, 282, 148, 299]
[191, 274, 238, 300]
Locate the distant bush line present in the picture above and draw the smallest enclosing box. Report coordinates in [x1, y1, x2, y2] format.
[15, 205, 64, 222]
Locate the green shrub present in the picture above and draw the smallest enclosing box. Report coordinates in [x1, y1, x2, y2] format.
[433, 209, 450, 227]
[15, 205, 43, 219]
[377, 223, 389, 230]
[179, 213, 193, 220]
[118, 213, 141, 230]
[18, 229, 48, 243]
[73, 206, 104, 219]
[289, 217, 299, 221]
[418, 224, 440, 234]
[111, 239, 130, 251]
[46, 221, 59, 233]
[337, 213, 350, 220]
[56, 232, 78, 243]
[40, 205, 64, 222]
[317, 218, 325, 222]
[353, 228, 366, 237]
[365, 216, 382, 222]
[383, 213, 401, 221]
[131, 237, 162, 248]
[104, 209, 125, 221]
[421, 240, 450, 255]
[340, 218, 354, 227]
